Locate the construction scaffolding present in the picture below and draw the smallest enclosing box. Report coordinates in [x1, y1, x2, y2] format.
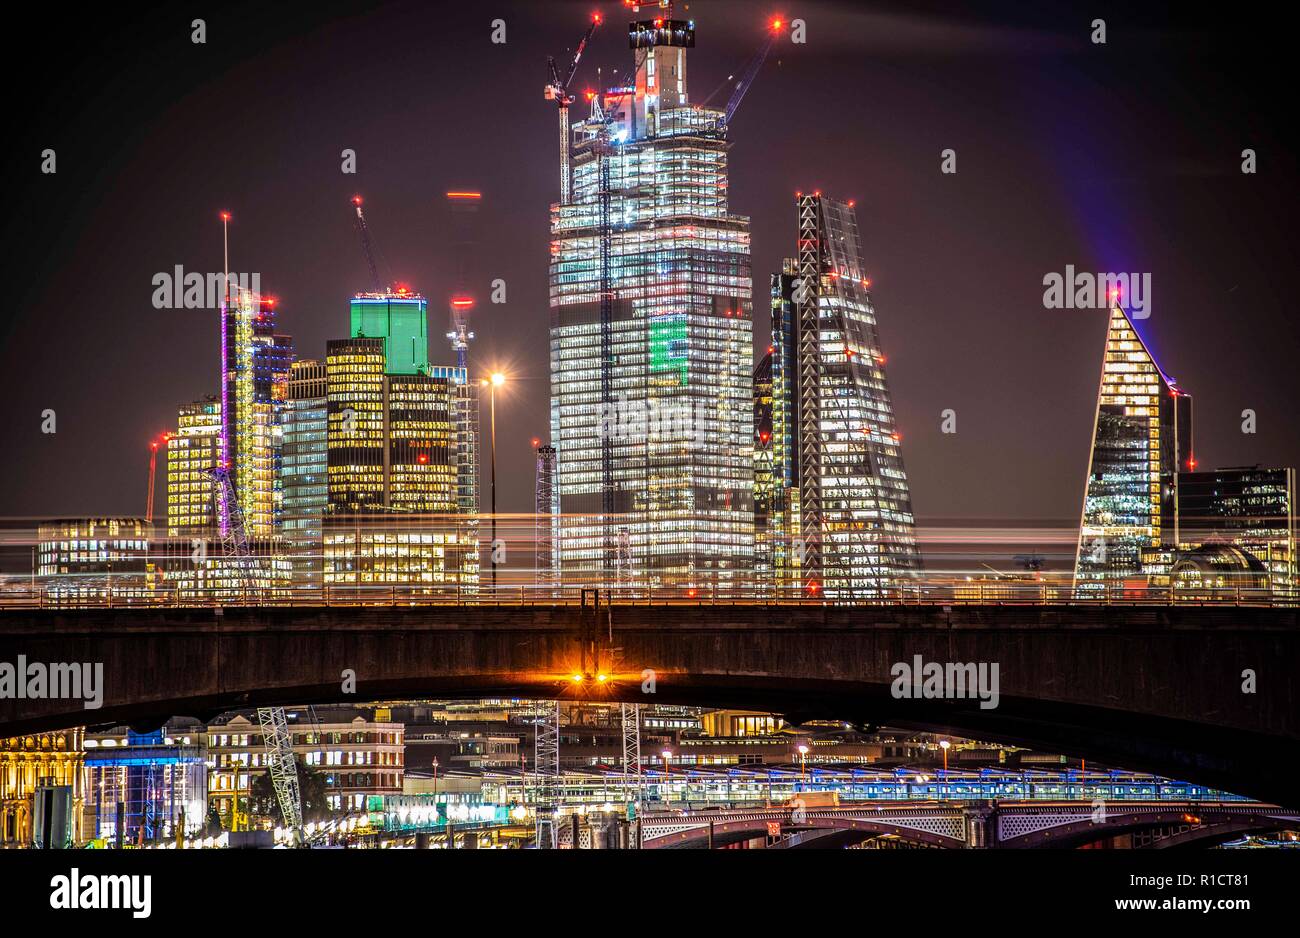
[533, 700, 561, 849]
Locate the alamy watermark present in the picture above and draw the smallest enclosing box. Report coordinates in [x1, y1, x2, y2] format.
[152, 268, 262, 309]
[1, 656, 104, 709]
[1043, 266, 1151, 319]
[598, 393, 709, 447]
[890, 654, 1000, 710]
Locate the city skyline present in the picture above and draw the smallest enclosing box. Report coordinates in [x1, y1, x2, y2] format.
[3, 0, 1299, 895]
[4, 0, 1296, 537]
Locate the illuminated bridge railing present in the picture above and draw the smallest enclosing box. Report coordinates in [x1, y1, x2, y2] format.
[484, 768, 1256, 808]
[0, 581, 1294, 610]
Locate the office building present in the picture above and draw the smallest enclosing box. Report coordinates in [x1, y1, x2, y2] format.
[1177, 466, 1296, 599]
[166, 397, 222, 537]
[35, 518, 153, 598]
[768, 195, 921, 598]
[1074, 304, 1193, 596]
[549, 12, 753, 590]
[283, 360, 329, 590]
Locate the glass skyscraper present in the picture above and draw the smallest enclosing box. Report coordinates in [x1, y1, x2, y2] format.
[1074, 304, 1193, 596]
[549, 13, 753, 590]
[283, 360, 328, 589]
[323, 293, 477, 592]
[767, 194, 920, 599]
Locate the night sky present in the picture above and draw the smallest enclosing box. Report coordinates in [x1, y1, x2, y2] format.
[4, 0, 1296, 564]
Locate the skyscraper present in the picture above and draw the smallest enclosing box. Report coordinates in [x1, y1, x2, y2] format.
[549, 12, 753, 590]
[283, 360, 328, 590]
[753, 350, 775, 584]
[324, 337, 458, 514]
[166, 397, 221, 537]
[769, 195, 921, 599]
[1074, 304, 1193, 596]
[349, 291, 430, 377]
[323, 293, 476, 593]
[220, 290, 293, 537]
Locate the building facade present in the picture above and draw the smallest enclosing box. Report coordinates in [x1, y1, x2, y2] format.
[205, 713, 404, 817]
[1177, 466, 1296, 599]
[35, 518, 153, 599]
[0, 730, 84, 847]
[549, 13, 754, 590]
[220, 290, 293, 538]
[768, 195, 921, 598]
[1074, 304, 1193, 596]
[283, 360, 329, 590]
[166, 397, 222, 537]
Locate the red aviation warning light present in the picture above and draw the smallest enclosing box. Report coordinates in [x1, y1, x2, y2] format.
[451, 297, 475, 308]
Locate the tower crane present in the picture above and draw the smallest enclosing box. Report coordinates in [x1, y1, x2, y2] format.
[351, 195, 384, 293]
[444, 191, 482, 369]
[545, 12, 602, 203]
[721, 18, 785, 128]
[145, 432, 172, 523]
[207, 466, 305, 843]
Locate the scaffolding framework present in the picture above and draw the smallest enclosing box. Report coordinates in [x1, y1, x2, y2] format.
[533, 700, 561, 848]
[535, 445, 557, 588]
[257, 707, 304, 839]
[620, 703, 641, 798]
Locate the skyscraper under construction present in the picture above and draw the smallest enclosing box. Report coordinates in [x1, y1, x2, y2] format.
[766, 194, 921, 599]
[549, 12, 753, 590]
[220, 289, 293, 537]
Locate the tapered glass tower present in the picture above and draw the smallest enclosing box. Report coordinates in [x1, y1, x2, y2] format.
[549, 14, 753, 590]
[1074, 304, 1193, 596]
[769, 194, 920, 599]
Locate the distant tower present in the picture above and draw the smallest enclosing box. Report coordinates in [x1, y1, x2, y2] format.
[535, 444, 558, 590]
[1074, 304, 1193, 597]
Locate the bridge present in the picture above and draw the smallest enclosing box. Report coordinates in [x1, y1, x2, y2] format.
[1, 603, 1297, 803]
[631, 801, 1300, 849]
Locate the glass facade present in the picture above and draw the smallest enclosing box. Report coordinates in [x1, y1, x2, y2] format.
[1177, 466, 1296, 600]
[1074, 304, 1193, 596]
[349, 293, 430, 377]
[549, 15, 753, 589]
[770, 195, 921, 598]
[284, 360, 329, 589]
[324, 339, 460, 516]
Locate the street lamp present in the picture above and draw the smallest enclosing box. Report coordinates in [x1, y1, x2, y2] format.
[939, 739, 950, 777]
[482, 372, 507, 593]
[661, 749, 672, 799]
[797, 744, 809, 782]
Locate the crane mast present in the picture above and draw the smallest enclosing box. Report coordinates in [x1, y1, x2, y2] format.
[545, 13, 602, 202]
[351, 196, 383, 293]
[208, 466, 305, 843]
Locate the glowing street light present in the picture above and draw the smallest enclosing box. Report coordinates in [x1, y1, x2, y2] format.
[797, 743, 809, 781]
